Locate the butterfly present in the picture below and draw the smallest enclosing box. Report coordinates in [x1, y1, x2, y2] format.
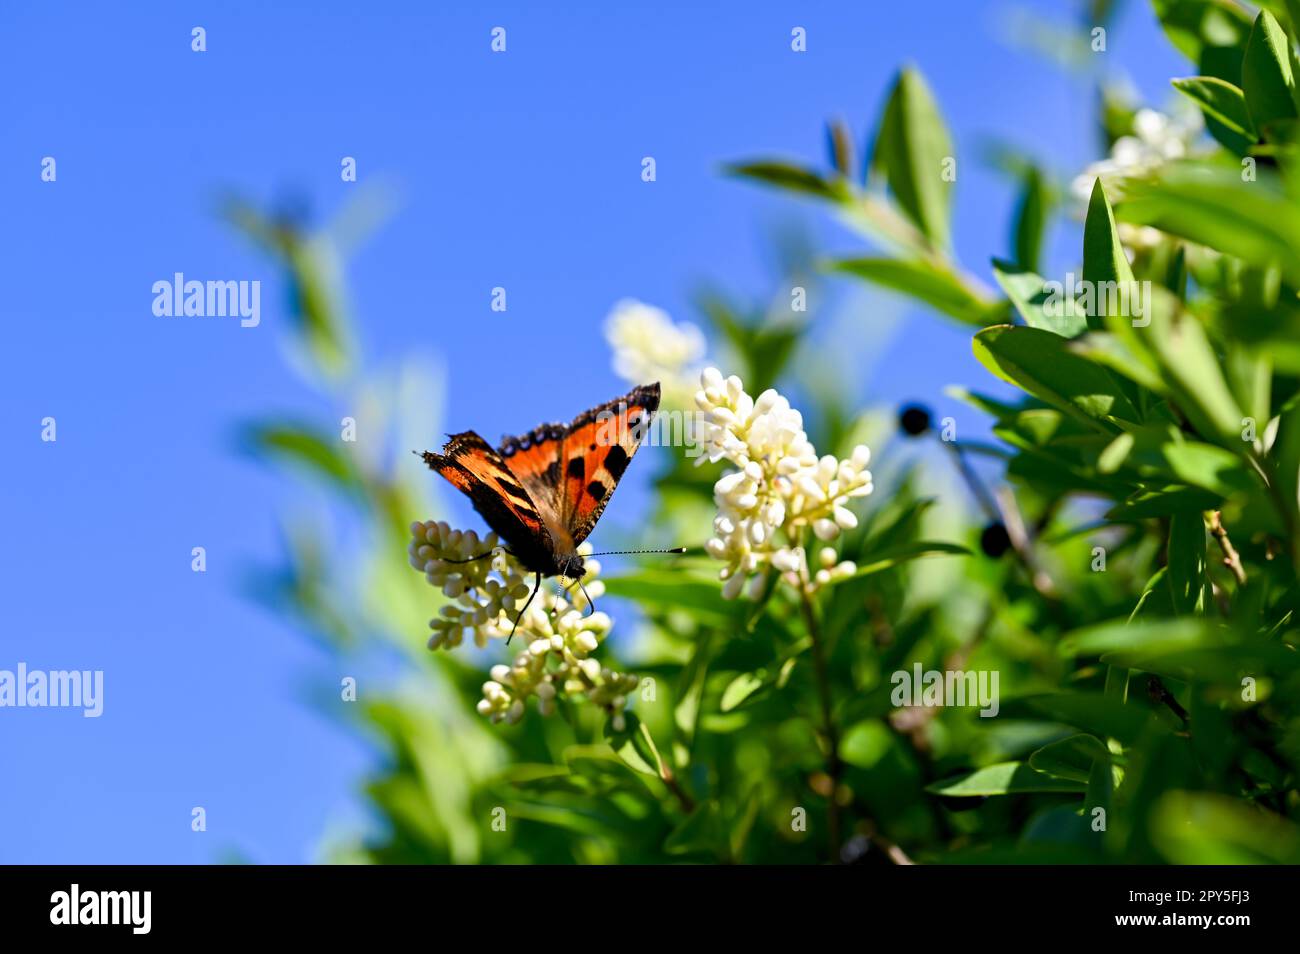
[419, 382, 667, 638]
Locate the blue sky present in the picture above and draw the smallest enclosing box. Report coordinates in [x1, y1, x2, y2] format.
[0, 0, 1186, 862]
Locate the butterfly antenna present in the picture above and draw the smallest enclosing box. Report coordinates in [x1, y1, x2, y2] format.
[587, 547, 689, 556]
[508, 572, 543, 645]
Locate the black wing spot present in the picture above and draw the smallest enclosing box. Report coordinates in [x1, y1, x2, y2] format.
[567, 457, 585, 479]
[604, 445, 630, 480]
[545, 460, 561, 484]
[586, 481, 607, 502]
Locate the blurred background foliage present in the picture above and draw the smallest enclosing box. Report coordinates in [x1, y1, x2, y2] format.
[231, 0, 1300, 863]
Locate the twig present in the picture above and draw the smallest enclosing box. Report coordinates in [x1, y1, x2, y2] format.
[866, 824, 916, 865]
[943, 441, 1060, 599]
[660, 765, 696, 815]
[996, 485, 1060, 599]
[1207, 510, 1247, 587]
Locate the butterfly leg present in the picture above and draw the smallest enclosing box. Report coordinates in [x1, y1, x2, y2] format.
[577, 578, 595, 617]
[566, 577, 596, 617]
[508, 572, 543, 645]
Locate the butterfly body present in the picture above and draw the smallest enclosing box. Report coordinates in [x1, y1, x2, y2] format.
[421, 383, 660, 583]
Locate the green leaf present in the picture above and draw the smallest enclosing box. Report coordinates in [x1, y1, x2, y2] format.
[1167, 510, 1209, 614]
[973, 325, 1140, 427]
[238, 422, 363, 492]
[723, 160, 848, 202]
[1059, 618, 1215, 658]
[1159, 440, 1255, 497]
[1119, 165, 1300, 285]
[1082, 180, 1136, 333]
[1085, 753, 1115, 820]
[839, 720, 894, 770]
[601, 572, 737, 621]
[871, 67, 954, 248]
[835, 540, 970, 581]
[1028, 734, 1111, 783]
[224, 200, 354, 378]
[603, 713, 665, 779]
[1152, 791, 1300, 864]
[998, 692, 1159, 745]
[1129, 567, 1171, 621]
[993, 260, 1088, 338]
[926, 761, 1085, 797]
[1270, 394, 1300, 536]
[664, 801, 724, 856]
[1152, 0, 1252, 65]
[1012, 166, 1050, 272]
[742, 566, 780, 633]
[1069, 331, 1165, 392]
[1242, 11, 1299, 134]
[1097, 431, 1135, 473]
[1285, 0, 1300, 38]
[719, 671, 767, 713]
[1145, 297, 1247, 446]
[825, 118, 854, 178]
[827, 257, 997, 327]
[1172, 75, 1256, 136]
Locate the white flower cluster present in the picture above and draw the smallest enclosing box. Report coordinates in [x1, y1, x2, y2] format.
[408, 521, 532, 650]
[694, 368, 871, 598]
[1070, 107, 1202, 250]
[408, 522, 637, 726]
[605, 299, 707, 402]
[477, 614, 639, 729]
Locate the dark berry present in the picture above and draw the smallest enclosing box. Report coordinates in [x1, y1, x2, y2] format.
[898, 404, 932, 436]
[980, 522, 1011, 558]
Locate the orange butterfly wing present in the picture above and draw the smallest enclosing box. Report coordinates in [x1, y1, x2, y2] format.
[421, 432, 560, 572]
[499, 383, 660, 548]
[425, 383, 660, 573]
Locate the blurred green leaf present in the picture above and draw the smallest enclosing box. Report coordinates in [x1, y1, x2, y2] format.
[999, 693, 1160, 745]
[1152, 0, 1252, 65]
[871, 67, 954, 248]
[1167, 510, 1208, 615]
[1120, 165, 1300, 286]
[1029, 734, 1112, 783]
[827, 257, 999, 326]
[604, 713, 666, 779]
[238, 422, 363, 492]
[927, 761, 1086, 796]
[1151, 791, 1300, 863]
[1012, 166, 1051, 273]
[724, 160, 848, 201]
[664, 801, 724, 856]
[719, 671, 767, 713]
[836, 540, 970, 581]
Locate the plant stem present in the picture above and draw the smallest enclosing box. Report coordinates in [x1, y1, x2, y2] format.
[944, 441, 1059, 600]
[797, 582, 842, 862]
[660, 765, 696, 815]
[1207, 510, 1248, 587]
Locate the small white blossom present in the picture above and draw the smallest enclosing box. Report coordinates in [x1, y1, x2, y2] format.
[605, 299, 707, 403]
[409, 522, 636, 725]
[695, 369, 872, 598]
[1070, 106, 1202, 252]
[408, 520, 530, 650]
